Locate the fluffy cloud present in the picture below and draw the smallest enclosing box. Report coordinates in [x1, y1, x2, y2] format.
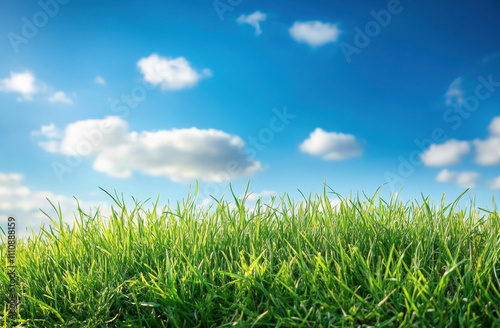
[435, 169, 480, 188]
[289, 21, 340, 47]
[137, 53, 211, 90]
[49, 91, 73, 104]
[237, 11, 267, 35]
[474, 116, 500, 165]
[474, 137, 500, 165]
[299, 128, 364, 160]
[33, 116, 262, 182]
[487, 176, 500, 190]
[94, 75, 106, 85]
[0, 172, 107, 236]
[0, 71, 37, 100]
[420, 139, 470, 167]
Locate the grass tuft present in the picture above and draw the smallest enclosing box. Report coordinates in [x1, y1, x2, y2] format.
[1, 187, 500, 327]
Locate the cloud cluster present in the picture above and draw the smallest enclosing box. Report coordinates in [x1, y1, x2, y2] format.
[33, 116, 262, 182]
[0, 70, 72, 104]
[289, 21, 340, 47]
[31, 123, 62, 153]
[420, 116, 500, 169]
[422, 117, 500, 189]
[234, 12, 340, 48]
[299, 128, 363, 160]
[435, 169, 480, 188]
[137, 54, 212, 90]
[0, 172, 107, 235]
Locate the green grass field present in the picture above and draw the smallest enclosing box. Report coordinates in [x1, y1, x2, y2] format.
[1, 187, 500, 327]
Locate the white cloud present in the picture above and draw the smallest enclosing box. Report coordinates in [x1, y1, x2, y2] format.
[420, 139, 470, 167]
[237, 11, 267, 35]
[0, 70, 73, 104]
[94, 75, 106, 85]
[246, 189, 277, 202]
[435, 169, 456, 183]
[34, 116, 262, 182]
[318, 198, 343, 213]
[329, 198, 342, 208]
[49, 91, 72, 104]
[137, 53, 211, 90]
[435, 169, 480, 188]
[289, 21, 340, 47]
[487, 176, 500, 190]
[31, 123, 62, 153]
[474, 137, 500, 166]
[55, 116, 128, 157]
[0, 172, 108, 236]
[38, 141, 60, 153]
[299, 128, 363, 160]
[487, 116, 500, 135]
[0, 71, 37, 100]
[31, 123, 61, 139]
[199, 189, 277, 210]
[473, 116, 500, 166]
[445, 77, 464, 106]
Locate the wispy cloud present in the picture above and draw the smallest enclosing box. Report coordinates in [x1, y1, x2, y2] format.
[237, 11, 267, 35]
[444, 77, 464, 106]
[49, 91, 73, 104]
[94, 75, 106, 85]
[31, 123, 61, 139]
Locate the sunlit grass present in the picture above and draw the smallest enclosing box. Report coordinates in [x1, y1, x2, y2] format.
[1, 186, 500, 327]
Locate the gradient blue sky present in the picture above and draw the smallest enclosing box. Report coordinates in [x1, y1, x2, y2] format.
[1, 0, 500, 231]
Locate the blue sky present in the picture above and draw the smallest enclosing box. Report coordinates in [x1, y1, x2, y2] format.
[1, 0, 500, 232]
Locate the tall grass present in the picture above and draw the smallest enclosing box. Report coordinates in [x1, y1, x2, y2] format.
[1, 186, 500, 327]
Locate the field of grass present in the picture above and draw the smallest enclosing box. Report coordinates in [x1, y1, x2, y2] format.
[1, 187, 500, 327]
